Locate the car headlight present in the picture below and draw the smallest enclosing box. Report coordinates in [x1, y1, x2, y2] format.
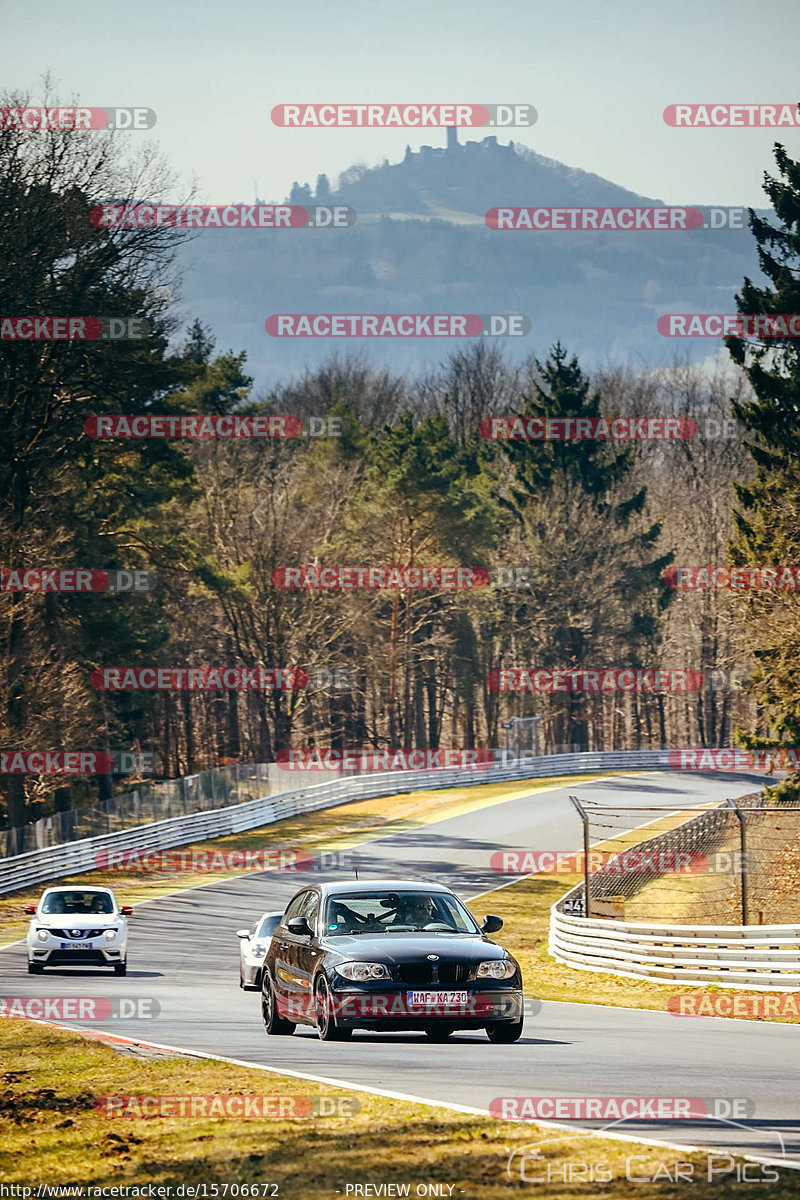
[476, 959, 516, 980]
[336, 961, 391, 982]
[36, 929, 49, 942]
[103, 929, 118, 941]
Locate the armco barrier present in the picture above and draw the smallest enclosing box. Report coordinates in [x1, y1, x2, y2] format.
[550, 785, 800, 989]
[0, 749, 673, 894]
[549, 897, 800, 990]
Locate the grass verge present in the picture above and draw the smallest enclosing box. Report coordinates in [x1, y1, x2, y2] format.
[1, 1020, 794, 1197]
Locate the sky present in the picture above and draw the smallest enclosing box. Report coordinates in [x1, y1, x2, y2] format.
[2, 0, 800, 207]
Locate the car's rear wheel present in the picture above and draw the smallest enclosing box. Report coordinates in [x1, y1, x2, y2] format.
[113, 962, 127, 976]
[314, 976, 353, 1041]
[262, 973, 296, 1036]
[424, 1024, 456, 1040]
[27, 961, 43, 974]
[486, 1019, 523, 1043]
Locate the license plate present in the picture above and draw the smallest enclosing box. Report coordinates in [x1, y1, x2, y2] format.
[407, 990, 469, 1007]
[60, 941, 93, 950]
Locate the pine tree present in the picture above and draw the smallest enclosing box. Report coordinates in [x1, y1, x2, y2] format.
[727, 143, 800, 741]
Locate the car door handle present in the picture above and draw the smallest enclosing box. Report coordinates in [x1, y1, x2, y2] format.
[280, 942, 288, 951]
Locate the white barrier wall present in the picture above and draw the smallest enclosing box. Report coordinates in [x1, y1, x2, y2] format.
[0, 749, 671, 894]
[549, 883, 800, 990]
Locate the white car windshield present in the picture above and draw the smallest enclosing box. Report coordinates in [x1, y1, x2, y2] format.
[325, 891, 478, 935]
[256, 914, 280, 939]
[41, 891, 114, 915]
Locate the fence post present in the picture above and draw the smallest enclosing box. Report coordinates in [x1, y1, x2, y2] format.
[570, 794, 591, 918]
[726, 798, 748, 925]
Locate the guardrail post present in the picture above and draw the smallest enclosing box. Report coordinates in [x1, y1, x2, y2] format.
[570, 794, 591, 918]
[725, 798, 748, 925]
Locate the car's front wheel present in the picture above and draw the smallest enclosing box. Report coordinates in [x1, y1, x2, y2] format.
[486, 1019, 523, 1043]
[27, 961, 43, 974]
[262, 973, 296, 1036]
[314, 976, 353, 1041]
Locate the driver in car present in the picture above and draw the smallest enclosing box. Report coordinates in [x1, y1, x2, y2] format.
[391, 895, 436, 928]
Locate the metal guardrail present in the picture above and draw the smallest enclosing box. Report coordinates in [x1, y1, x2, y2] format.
[549, 901, 800, 989]
[0, 749, 673, 894]
[550, 791, 800, 989]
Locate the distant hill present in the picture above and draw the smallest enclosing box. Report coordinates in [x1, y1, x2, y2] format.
[177, 135, 768, 388]
[304, 136, 660, 221]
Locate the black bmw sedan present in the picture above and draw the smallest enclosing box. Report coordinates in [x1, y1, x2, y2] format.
[260, 880, 523, 1042]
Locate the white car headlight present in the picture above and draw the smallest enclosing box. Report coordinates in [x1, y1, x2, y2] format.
[476, 959, 516, 980]
[336, 961, 391, 982]
[103, 929, 118, 941]
[36, 929, 49, 942]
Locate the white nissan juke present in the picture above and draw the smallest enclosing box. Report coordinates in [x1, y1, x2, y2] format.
[26, 886, 131, 974]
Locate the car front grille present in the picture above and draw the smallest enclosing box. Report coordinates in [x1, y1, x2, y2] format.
[396, 961, 470, 985]
[47, 951, 107, 964]
[46, 929, 104, 939]
[438, 961, 470, 985]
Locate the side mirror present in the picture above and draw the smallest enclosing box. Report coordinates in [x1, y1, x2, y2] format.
[482, 914, 503, 934]
[24, 905, 36, 915]
[287, 916, 313, 937]
[236, 929, 251, 939]
[120, 905, 133, 916]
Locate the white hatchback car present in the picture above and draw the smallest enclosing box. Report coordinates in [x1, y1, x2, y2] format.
[237, 911, 282, 990]
[26, 886, 131, 975]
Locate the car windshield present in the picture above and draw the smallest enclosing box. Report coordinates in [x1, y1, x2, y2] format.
[324, 891, 478, 935]
[256, 914, 280, 940]
[41, 891, 114, 915]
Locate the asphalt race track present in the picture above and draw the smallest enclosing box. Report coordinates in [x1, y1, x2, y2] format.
[3, 771, 799, 1167]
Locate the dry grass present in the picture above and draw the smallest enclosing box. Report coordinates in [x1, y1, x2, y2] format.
[1, 1021, 793, 1198]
